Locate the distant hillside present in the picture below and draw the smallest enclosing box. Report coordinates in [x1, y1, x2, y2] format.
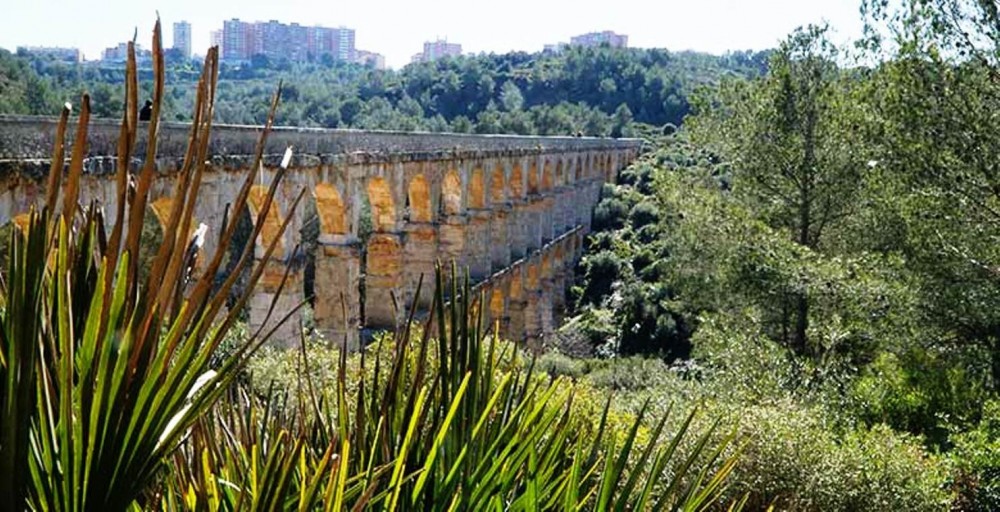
[0, 45, 769, 135]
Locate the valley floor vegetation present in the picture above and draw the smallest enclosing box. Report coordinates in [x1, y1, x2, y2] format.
[544, 4, 1000, 510]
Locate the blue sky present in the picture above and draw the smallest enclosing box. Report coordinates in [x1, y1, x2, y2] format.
[0, 0, 864, 68]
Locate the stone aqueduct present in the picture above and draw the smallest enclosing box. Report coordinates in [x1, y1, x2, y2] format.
[0, 116, 641, 347]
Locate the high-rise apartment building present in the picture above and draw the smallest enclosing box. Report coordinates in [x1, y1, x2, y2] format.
[173, 21, 192, 59]
[336, 28, 356, 61]
[100, 42, 152, 62]
[222, 19, 252, 62]
[210, 30, 223, 52]
[410, 39, 462, 64]
[217, 19, 356, 63]
[569, 31, 628, 48]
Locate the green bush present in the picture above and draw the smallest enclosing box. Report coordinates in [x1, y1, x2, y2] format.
[691, 314, 797, 402]
[851, 349, 989, 448]
[584, 230, 616, 252]
[561, 307, 619, 349]
[578, 250, 623, 307]
[616, 280, 690, 358]
[535, 350, 589, 379]
[721, 399, 952, 511]
[584, 356, 673, 391]
[592, 196, 630, 231]
[628, 200, 661, 230]
[950, 400, 1000, 511]
[563, 354, 953, 511]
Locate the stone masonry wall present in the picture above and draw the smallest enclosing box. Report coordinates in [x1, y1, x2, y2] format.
[0, 115, 641, 347]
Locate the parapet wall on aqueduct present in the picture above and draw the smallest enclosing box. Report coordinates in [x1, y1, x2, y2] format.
[0, 115, 641, 347]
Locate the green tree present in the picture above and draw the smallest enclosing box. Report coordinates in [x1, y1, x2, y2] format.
[450, 115, 473, 133]
[610, 103, 633, 138]
[500, 81, 524, 112]
[688, 25, 866, 356]
[860, 0, 1000, 389]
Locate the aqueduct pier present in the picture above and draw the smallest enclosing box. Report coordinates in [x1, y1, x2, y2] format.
[0, 116, 641, 347]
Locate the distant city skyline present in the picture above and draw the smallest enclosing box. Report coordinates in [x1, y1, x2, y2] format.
[0, 0, 864, 68]
[215, 18, 358, 63]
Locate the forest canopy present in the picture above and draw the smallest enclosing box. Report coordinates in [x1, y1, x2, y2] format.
[0, 44, 768, 135]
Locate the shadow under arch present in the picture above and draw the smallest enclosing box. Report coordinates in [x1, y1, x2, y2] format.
[442, 169, 462, 216]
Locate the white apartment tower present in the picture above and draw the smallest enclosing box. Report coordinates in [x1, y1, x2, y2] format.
[173, 21, 192, 59]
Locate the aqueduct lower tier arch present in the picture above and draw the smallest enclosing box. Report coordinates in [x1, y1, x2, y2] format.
[0, 116, 641, 349]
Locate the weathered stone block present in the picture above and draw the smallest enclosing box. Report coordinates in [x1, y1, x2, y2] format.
[314, 241, 361, 349]
[403, 223, 438, 309]
[366, 233, 403, 328]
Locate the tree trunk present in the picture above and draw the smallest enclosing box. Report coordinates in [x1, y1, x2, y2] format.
[794, 105, 817, 356]
[992, 337, 1000, 391]
[795, 294, 809, 356]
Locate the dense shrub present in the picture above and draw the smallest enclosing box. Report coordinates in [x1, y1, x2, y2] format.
[572, 355, 954, 511]
[577, 250, 623, 307]
[616, 281, 690, 359]
[535, 350, 590, 379]
[951, 400, 1000, 511]
[851, 349, 989, 448]
[584, 356, 674, 391]
[628, 200, 661, 230]
[584, 230, 616, 252]
[592, 196, 630, 231]
[560, 307, 619, 350]
[721, 399, 952, 511]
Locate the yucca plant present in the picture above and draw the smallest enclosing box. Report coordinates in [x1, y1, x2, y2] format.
[0, 19, 300, 510]
[163, 267, 744, 510]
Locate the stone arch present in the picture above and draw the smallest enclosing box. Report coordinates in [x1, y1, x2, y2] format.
[367, 177, 396, 233]
[555, 159, 564, 187]
[0, 217, 21, 274]
[220, 204, 254, 310]
[510, 164, 524, 199]
[408, 174, 432, 223]
[542, 251, 553, 278]
[300, 191, 320, 306]
[149, 195, 203, 264]
[314, 183, 347, 235]
[489, 287, 505, 325]
[509, 266, 523, 300]
[365, 233, 403, 327]
[575, 156, 583, 181]
[526, 259, 540, 290]
[469, 166, 486, 209]
[490, 165, 505, 203]
[542, 160, 553, 191]
[149, 197, 175, 234]
[528, 161, 539, 195]
[248, 185, 286, 258]
[442, 170, 462, 216]
[134, 200, 169, 286]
